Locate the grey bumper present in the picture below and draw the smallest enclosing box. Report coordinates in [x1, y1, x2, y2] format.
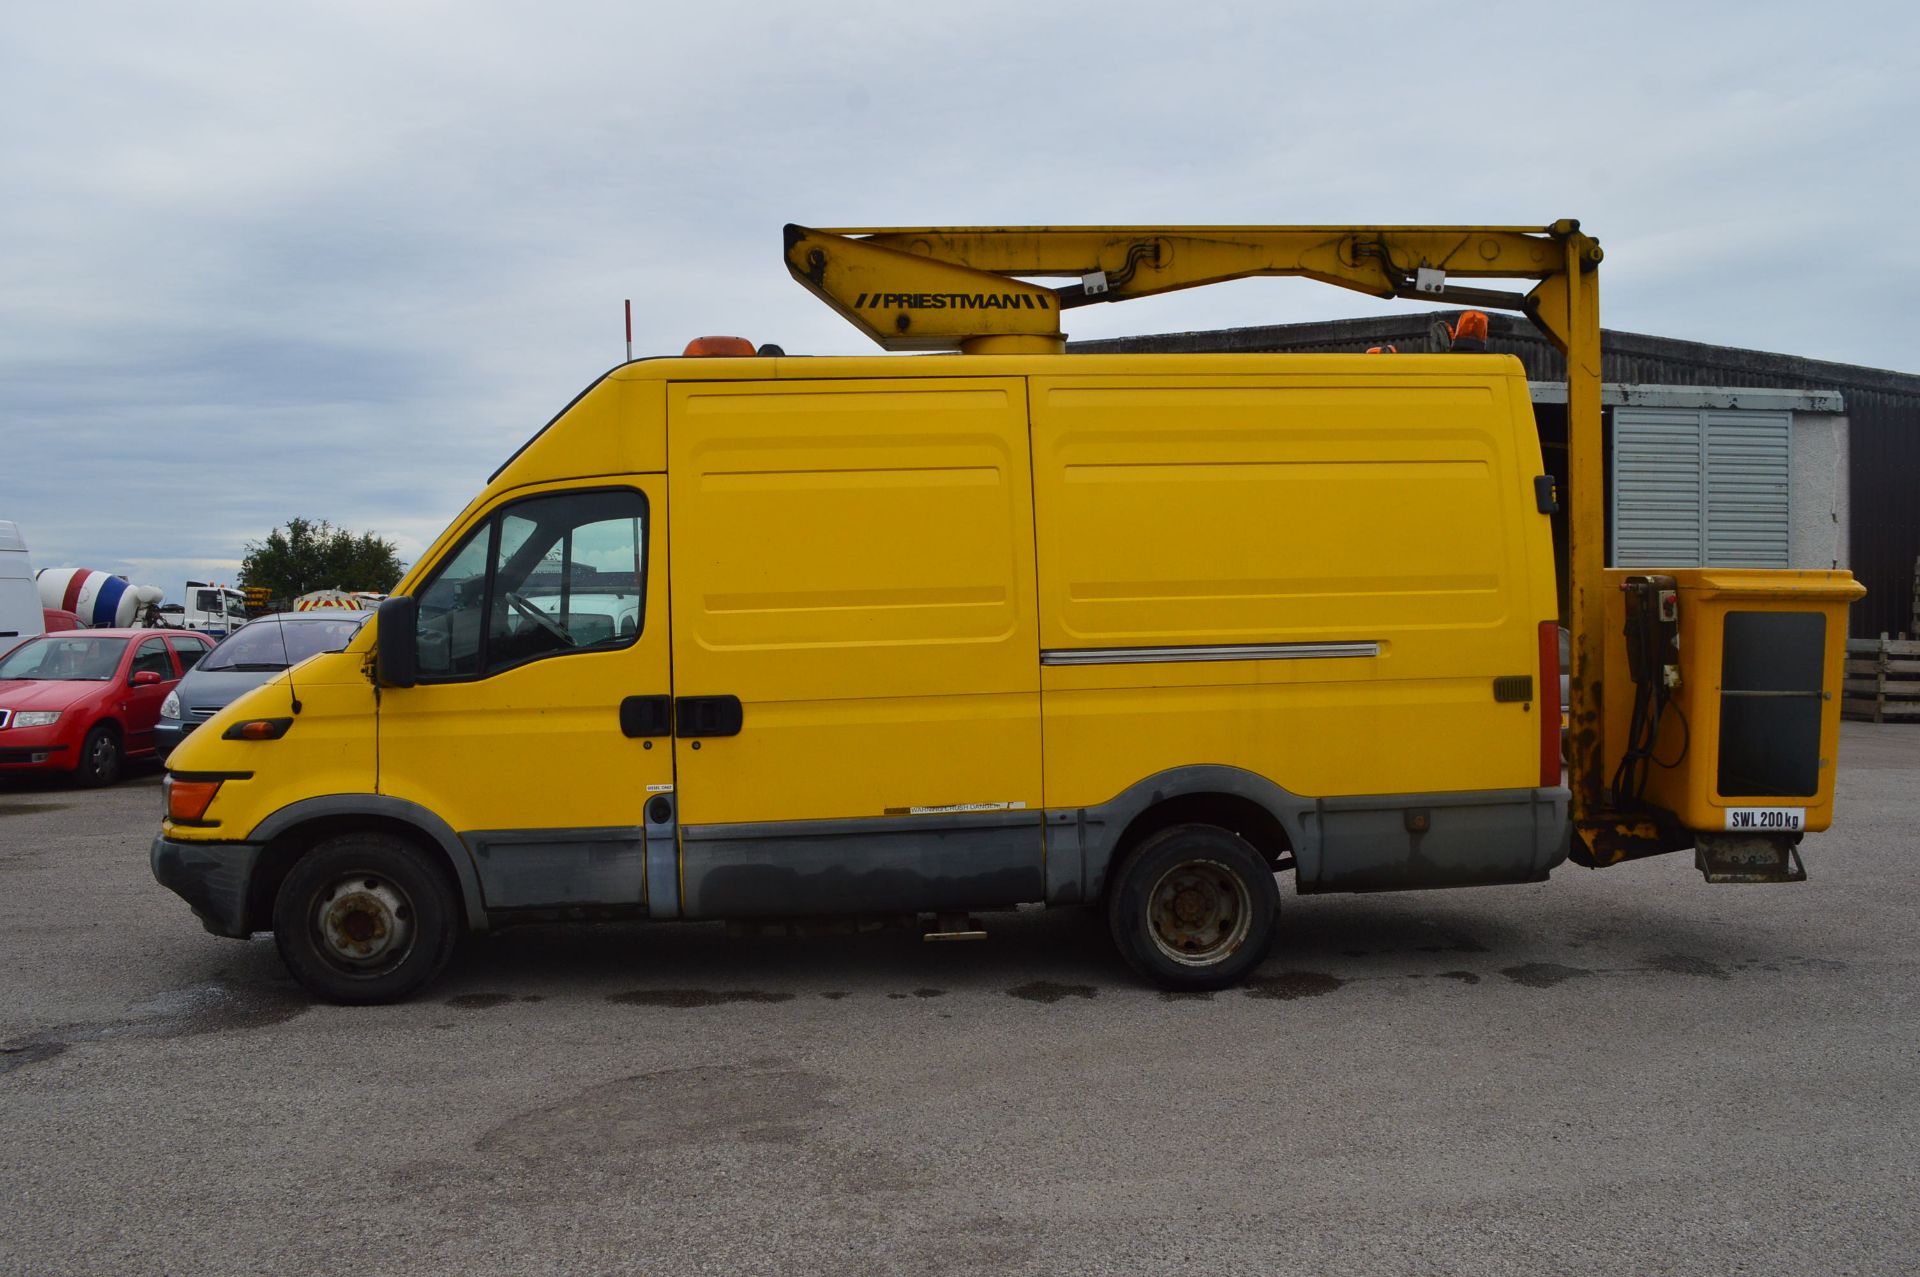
[151, 834, 261, 938]
[153, 719, 202, 763]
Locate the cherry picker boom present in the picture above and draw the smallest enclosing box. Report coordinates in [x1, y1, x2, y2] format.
[783, 222, 1864, 876]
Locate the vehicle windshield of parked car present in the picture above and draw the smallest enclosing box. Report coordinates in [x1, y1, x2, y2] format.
[0, 635, 130, 681]
[199, 617, 368, 673]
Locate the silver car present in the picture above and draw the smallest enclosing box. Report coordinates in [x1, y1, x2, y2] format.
[155, 611, 372, 761]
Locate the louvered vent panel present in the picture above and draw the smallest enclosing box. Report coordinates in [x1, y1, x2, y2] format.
[1705, 410, 1791, 567]
[1614, 409, 1705, 566]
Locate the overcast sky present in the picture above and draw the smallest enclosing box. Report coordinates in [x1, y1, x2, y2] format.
[4, 1, 1915, 597]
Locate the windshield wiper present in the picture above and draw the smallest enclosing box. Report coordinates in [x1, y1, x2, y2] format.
[208, 662, 288, 673]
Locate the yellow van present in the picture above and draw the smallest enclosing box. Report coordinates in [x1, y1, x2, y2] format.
[153, 349, 1565, 1002]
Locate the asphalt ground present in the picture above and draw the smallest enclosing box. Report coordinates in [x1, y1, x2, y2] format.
[1, 727, 1917, 1276]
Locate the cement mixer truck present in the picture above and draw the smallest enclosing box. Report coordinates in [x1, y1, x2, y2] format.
[35, 567, 167, 630]
[34, 569, 249, 637]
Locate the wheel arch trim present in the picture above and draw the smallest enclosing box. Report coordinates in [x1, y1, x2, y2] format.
[1044, 765, 1315, 905]
[247, 795, 489, 930]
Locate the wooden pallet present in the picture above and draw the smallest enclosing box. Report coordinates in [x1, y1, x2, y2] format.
[1843, 633, 1920, 722]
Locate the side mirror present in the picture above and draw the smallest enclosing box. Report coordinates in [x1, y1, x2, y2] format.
[131, 670, 163, 687]
[376, 596, 419, 688]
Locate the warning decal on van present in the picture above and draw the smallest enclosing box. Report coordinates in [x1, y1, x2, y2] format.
[885, 801, 1028, 816]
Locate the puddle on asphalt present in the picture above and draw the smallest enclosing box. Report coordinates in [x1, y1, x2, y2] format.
[1, 982, 308, 1076]
[1645, 953, 1731, 980]
[1005, 981, 1098, 1004]
[0, 802, 73, 818]
[468, 1063, 837, 1165]
[1244, 971, 1345, 1000]
[446, 992, 515, 1009]
[1499, 962, 1595, 988]
[112, 983, 309, 1037]
[606, 989, 795, 1008]
[0, 1041, 69, 1075]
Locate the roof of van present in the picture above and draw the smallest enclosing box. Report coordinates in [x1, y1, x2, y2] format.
[625, 350, 1529, 379]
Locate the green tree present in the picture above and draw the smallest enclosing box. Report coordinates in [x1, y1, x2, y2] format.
[239, 518, 406, 601]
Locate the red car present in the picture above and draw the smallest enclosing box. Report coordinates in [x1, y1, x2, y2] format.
[0, 629, 214, 785]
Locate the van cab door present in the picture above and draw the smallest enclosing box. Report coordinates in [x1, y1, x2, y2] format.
[377, 479, 676, 915]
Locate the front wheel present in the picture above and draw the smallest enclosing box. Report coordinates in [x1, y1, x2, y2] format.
[272, 832, 460, 1004]
[1106, 824, 1279, 991]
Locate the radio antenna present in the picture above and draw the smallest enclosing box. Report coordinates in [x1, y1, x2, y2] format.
[274, 615, 303, 715]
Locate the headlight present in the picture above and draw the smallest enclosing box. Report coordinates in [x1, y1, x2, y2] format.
[161, 691, 181, 719]
[14, 711, 61, 728]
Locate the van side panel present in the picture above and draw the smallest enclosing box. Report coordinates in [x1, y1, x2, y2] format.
[667, 378, 1044, 914]
[1030, 372, 1548, 810]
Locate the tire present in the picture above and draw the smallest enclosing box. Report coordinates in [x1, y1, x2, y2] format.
[1106, 823, 1279, 991]
[74, 725, 122, 788]
[271, 832, 461, 1005]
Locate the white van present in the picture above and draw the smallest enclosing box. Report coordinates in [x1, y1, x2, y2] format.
[0, 522, 44, 654]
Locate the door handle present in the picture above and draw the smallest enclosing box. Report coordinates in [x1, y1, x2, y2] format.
[619, 695, 673, 738]
[675, 694, 743, 738]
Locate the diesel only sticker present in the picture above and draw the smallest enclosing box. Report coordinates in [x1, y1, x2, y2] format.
[1724, 807, 1805, 832]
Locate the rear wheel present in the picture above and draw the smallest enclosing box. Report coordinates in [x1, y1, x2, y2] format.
[271, 832, 460, 1004]
[74, 725, 122, 787]
[1106, 823, 1278, 991]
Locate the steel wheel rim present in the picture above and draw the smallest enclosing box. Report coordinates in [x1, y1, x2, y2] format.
[1146, 858, 1252, 967]
[312, 873, 417, 976]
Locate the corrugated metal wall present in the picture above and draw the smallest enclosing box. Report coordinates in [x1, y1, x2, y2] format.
[1075, 320, 1920, 636]
[1842, 387, 1920, 637]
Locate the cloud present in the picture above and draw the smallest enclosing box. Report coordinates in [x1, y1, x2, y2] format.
[1, 0, 1914, 593]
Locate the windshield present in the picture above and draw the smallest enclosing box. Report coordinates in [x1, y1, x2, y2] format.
[199, 616, 368, 672]
[0, 635, 129, 681]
